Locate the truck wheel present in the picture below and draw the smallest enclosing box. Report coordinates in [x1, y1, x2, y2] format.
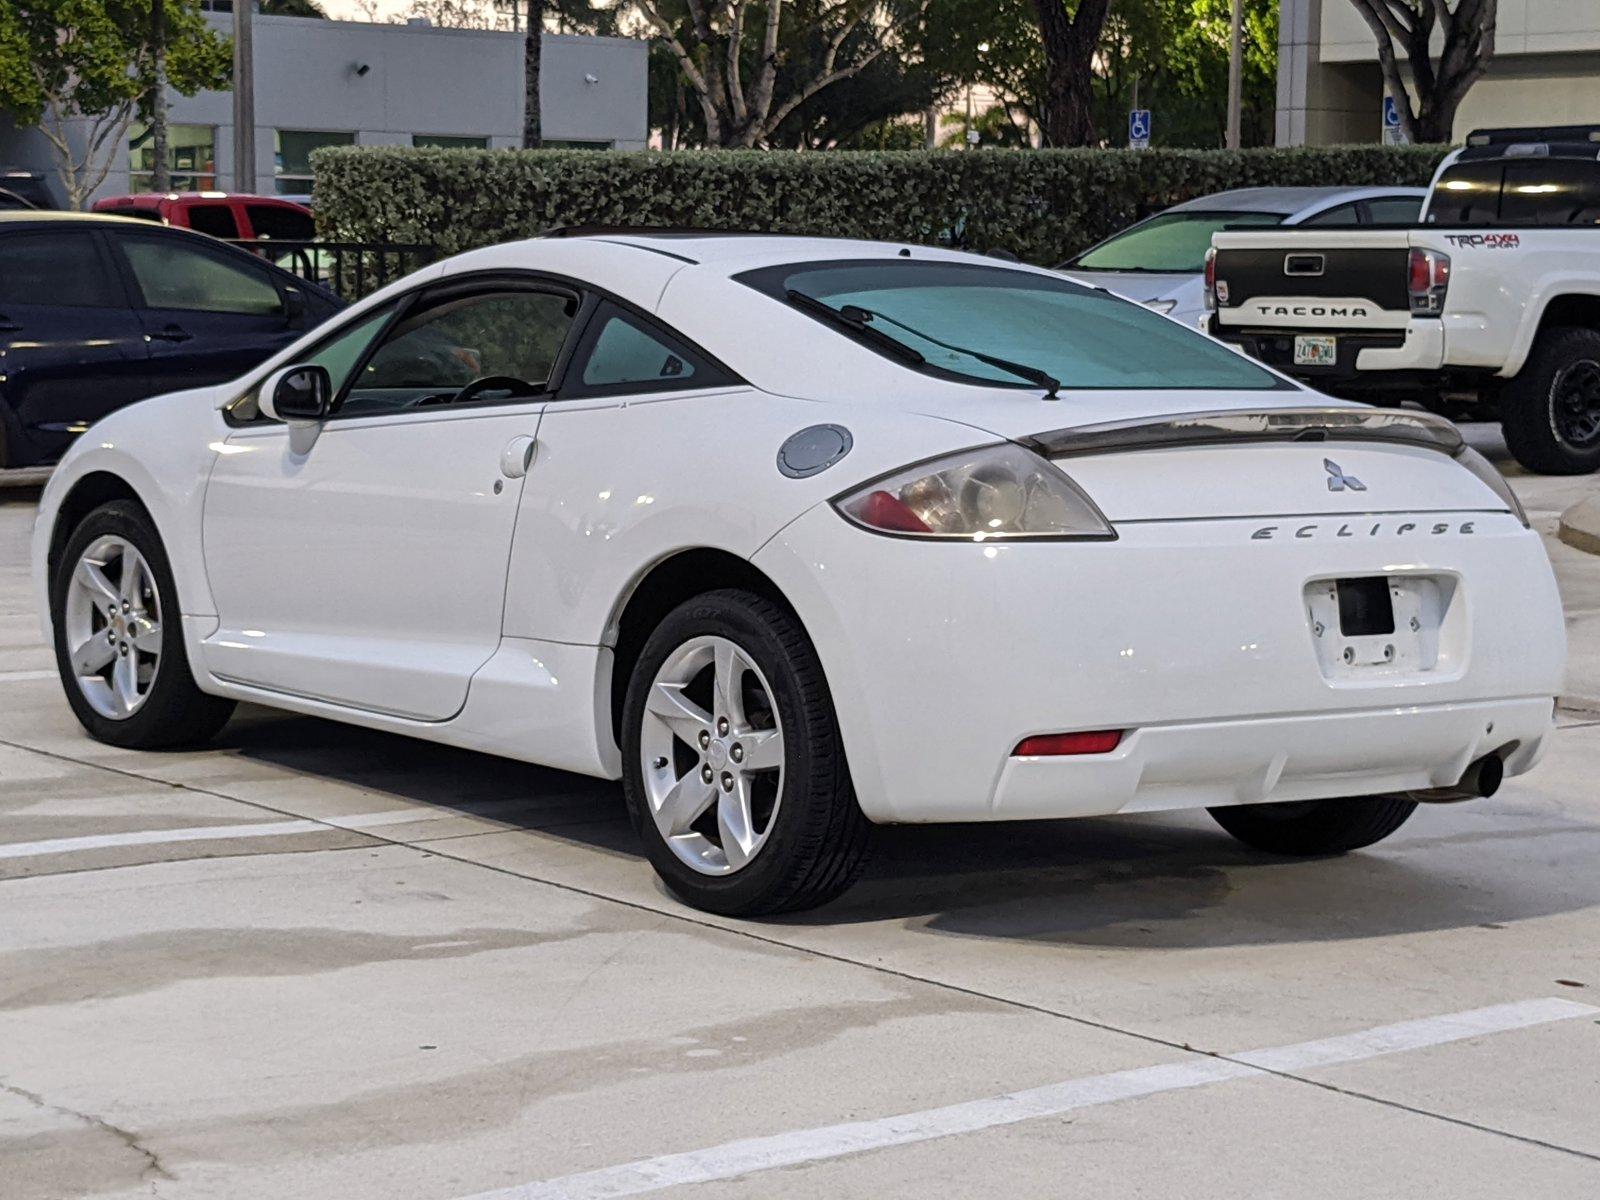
[1501, 326, 1600, 475]
[1209, 796, 1417, 856]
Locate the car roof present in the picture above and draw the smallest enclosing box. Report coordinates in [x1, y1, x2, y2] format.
[534, 231, 1004, 272]
[1164, 186, 1425, 216]
[0, 210, 167, 229]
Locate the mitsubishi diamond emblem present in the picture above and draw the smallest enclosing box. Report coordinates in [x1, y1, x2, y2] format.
[1324, 459, 1366, 492]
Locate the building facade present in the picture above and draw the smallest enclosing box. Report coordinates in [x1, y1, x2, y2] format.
[1, 15, 648, 207]
[1278, 0, 1600, 145]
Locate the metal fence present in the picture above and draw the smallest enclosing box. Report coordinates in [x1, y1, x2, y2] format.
[229, 240, 436, 302]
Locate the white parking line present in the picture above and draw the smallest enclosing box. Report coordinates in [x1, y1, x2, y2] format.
[459, 998, 1599, 1200]
[0, 669, 58, 683]
[0, 806, 466, 860]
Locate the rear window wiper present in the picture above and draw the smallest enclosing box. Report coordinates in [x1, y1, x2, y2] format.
[838, 303, 1061, 397]
[785, 288, 927, 368]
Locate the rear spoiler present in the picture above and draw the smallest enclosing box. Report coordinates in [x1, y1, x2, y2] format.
[1023, 408, 1464, 459]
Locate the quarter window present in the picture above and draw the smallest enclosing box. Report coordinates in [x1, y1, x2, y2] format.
[120, 237, 284, 315]
[582, 311, 696, 388]
[1298, 202, 1361, 226]
[1364, 195, 1424, 224]
[0, 232, 121, 308]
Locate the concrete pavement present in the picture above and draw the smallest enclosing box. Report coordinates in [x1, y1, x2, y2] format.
[2, 429, 1598, 1199]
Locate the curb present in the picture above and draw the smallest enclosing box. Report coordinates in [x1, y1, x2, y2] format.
[1558, 496, 1600, 557]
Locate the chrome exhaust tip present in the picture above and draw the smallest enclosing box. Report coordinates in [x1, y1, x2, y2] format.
[1404, 751, 1506, 804]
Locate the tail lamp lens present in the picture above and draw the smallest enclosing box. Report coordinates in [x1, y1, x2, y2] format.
[1204, 247, 1218, 310]
[834, 443, 1114, 541]
[1407, 248, 1451, 315]
[1013, 730, 1124, 756]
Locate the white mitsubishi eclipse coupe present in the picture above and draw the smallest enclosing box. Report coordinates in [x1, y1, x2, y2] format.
[33, 231, 1565, 914]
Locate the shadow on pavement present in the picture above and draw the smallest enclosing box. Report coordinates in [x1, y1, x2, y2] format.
[213, 704, 1600, 950]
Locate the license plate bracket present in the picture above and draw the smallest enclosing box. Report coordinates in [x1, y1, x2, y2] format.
[1305, 574, 1457, 680]
[1293, 334, 1337, 367]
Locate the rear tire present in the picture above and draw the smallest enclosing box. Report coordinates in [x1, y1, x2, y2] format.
[1208, 795, 1417, 856]
[51, 501, 235, 749]
[621, 588, 871, 916]
[1500, 326, 1600, 475]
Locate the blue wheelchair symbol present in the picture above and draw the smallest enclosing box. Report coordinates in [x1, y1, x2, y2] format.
[1129, 110, 1151, 143]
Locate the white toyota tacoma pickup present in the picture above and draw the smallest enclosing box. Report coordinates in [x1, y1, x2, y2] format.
[1208, 124, 1600, 474]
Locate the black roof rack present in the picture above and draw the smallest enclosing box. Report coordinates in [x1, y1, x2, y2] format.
[1464, 124, 1600, 146]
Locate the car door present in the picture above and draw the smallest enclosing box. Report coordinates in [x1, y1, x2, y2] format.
[200, 276, 581, 719]
[0, 226, 150, 466]
[109, 229, 305, 395]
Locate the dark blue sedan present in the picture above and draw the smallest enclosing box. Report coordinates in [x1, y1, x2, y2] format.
[0, 212, 342, 468]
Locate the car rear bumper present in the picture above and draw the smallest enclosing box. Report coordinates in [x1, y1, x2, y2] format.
[993, 697, 1552, 820]
[753, 505, 1565, 824]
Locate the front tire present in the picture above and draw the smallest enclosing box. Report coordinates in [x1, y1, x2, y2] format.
[51, 501, 235, 749]
[1209, 795, 1417, 856]
[620, 589, 870, 916]
[1501, 326, 1600, 475]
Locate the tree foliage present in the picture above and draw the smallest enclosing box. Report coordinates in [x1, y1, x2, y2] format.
[0, 0, 231, 208]
[1345, 0, 1495, 143]
[633, 0, 931, 148]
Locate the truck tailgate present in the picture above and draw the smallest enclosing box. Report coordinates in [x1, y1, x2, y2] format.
[1211, 229, 1413, 332]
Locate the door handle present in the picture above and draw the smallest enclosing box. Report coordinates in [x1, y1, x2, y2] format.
[148, 324, 193, 343]
[499, 436, 538, 479]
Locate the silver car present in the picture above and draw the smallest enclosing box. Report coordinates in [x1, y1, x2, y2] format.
[1059, 186, 1426, 332]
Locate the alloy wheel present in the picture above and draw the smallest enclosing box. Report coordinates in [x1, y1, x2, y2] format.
[1549, 358, 1600, 450]
[639, 635, 785, 875]
[63, 535, 163, 720]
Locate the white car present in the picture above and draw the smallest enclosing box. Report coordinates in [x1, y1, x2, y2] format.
[32, 232, 1564, 915]
[1061, 187, 1426, 331]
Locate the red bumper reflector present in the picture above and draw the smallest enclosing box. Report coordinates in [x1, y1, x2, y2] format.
[1012, 730, 1124, 757]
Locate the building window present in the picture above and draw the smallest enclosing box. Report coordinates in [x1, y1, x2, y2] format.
[543, 140, 613, 151]
[412, 134, 490, 150]
[128, 124, 217, 193]
[274, 130, 355, 195]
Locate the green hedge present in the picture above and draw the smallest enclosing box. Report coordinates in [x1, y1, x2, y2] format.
[312, 144, 1450, 266]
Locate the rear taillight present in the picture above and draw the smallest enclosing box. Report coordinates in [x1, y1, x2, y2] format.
[1408, 248, 1450, 315]
[1012, 731, 1124, 757]
[1204, 247, 1218, 310]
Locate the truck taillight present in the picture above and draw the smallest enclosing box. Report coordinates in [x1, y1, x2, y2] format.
[1408, 248, 1450, 315]
[1204, 247, 1218, 310]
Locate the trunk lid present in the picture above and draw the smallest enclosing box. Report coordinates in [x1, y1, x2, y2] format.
[1021, 407, 1506, 522]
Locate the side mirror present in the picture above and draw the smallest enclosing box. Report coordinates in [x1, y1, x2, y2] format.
[260, 364, 331, 423]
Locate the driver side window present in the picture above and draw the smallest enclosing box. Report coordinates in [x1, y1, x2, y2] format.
[339, 287, 575, 417]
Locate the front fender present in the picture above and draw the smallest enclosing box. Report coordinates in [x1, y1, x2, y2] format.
[32, 389, 228, 643]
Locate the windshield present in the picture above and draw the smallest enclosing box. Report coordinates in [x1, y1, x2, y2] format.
[740, 259, 1287, 392]
[1070, 210, 1284, 272]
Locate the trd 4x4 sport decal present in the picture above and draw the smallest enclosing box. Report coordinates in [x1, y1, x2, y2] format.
[1443, 233, 1521, 249]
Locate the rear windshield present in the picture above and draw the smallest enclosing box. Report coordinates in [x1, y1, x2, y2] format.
[738, 259, 1287, 392]
[1069, 210, 1283, 272]
[1427, 159, 1600, 225]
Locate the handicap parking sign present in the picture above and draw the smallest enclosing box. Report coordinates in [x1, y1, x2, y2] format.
[1128, 109, 1151, 150]
[1382, 95, 1408, 144]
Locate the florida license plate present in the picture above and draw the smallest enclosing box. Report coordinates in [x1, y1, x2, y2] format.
[1293, 335, 1337, 367]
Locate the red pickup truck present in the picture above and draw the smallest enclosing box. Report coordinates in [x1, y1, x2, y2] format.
[91, 192, 314, 242]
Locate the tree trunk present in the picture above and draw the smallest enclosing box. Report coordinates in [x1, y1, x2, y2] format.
[523, 1, 543, 148]
[151, 0, 170, 191]
[1032, 0, 1111, 147]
